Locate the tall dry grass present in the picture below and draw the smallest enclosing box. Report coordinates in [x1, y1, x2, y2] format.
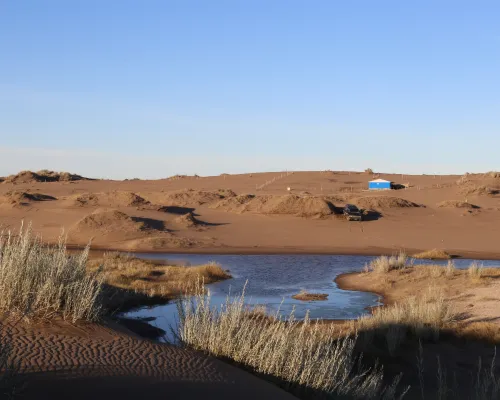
[0, 224, 102, 322]
[468, 261, 484, 281]
[357, 290, 455, 354]
[176, 285, 405, 398]
[418, 344, 500, 400]
[368, 253, 409, 273]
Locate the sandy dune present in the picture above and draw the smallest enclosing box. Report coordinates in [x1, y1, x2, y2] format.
[1, 170, 500, 258]
[4, 317, 295, 400]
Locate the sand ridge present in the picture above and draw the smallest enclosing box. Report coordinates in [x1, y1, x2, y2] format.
[1, 170, 500, 257]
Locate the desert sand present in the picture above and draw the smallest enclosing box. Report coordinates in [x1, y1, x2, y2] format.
[1, 170, 500, 258]
[3, 316, 295, 400]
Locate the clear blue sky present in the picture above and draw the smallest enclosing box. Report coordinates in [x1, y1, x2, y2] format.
[1, 1, 499, 179]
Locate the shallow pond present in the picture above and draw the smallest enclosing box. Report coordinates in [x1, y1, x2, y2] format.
[125, 254, 500, 338]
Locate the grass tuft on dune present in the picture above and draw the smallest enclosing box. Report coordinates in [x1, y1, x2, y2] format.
[176, 286, 403, 398]
[0, 224, 102, 322]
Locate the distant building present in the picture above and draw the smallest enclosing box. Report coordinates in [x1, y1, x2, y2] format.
[368, 179, 392, 190]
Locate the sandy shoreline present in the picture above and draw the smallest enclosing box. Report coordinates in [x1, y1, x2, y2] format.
[74, 244, 500, 261]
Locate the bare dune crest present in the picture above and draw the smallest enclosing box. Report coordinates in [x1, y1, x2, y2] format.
[211, 194, 333, 218]
[146, 188, 236, 207]
[174, 212, 205, 228]
[0, 190, 57, 207]
[72, 209, 147, 233]
[3, 170, 89, 184]
[70, 191, 149, 208]
[438, 200, 480, 209]
[349, 196, 421, 210]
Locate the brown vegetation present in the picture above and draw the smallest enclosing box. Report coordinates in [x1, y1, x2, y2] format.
[291, 290, 328, 301]
[88, 252, 231, 303]
[413, 249, 452, 260]
[0, 224, 102, 322]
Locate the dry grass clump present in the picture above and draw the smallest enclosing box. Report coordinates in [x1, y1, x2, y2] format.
[413, 249, 452, 260]
[356, 290, 455, 354]
[364, 168, 374, 174]
[88, 252, 231, 300]
[468, 261, 484, 281]
[177, 288, 403, 398]
[292, 290, 328, 301]
[0, 224, 102, 322]
[444, 260, 456, 277]
[367, 253, 409, 273]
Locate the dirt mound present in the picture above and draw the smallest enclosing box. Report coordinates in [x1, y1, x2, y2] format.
[483, 171, 500, 179]
[3, 170, 88, 184]
[437, 200, 480, 209]
[174, 212, 203, 228]
[459, 184, 499, 197]
[351, 196, 420, 210]
[210, 194, 257, 213]
[0, 190, 57, 206]
[260, 195, 333, 217]
[72, 209, 147, 233]
[159, 188, 235, 207]
[72, 191, 149, 207]
[211, 194, 333, 218]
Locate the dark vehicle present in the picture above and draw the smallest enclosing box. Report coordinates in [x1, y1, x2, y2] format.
[343, 204, 362, 221]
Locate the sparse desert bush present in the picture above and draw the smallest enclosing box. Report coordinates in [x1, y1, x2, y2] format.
[176, 287, 402, 398]
[0, 224, 102, 322]
[292, 290, 328, 301]
[468, 261, 484, 281]
[365, 168, 374, 174]
[413, 249, 451, 260]
[368, 253, 409, 273]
